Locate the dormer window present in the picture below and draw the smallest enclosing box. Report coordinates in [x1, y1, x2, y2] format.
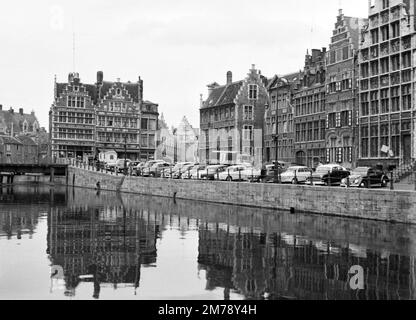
[116, 88, 122, 96]
[74, 86, 79, 92]
[23, 121, 28, 133]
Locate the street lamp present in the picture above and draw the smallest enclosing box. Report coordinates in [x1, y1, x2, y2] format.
[272, 102, 280, 183]
[124, 134, 128, 175]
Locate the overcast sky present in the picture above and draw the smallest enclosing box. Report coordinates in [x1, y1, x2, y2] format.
[0, 0, 368, 129]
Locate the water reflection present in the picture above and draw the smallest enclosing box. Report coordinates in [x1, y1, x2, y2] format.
[1, 185, 416, 300]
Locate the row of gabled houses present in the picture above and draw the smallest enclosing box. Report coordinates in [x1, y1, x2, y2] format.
[50, 71, 159, 162]
[199, 2, 416, 171]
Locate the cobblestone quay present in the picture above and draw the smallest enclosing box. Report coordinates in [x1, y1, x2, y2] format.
[65, 166, 416, 225]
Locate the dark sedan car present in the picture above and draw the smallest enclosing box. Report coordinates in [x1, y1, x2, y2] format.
[199, 165, 229, 180]
[306, 164, 350, 186]
[340, 167, 389, 188]
[259, 165, 286, 183]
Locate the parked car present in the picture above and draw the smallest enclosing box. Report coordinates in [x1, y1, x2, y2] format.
[143, 162, 172, 177]
[164, 162, 194, 179]
[306, 164, 350, 186]
[116, 159, 132, 173]
[340, 167, 389, 188]
[133, 162, 146, 176]
[172, 164, 197, 179]
[183, 165, 206, 179]
[260, 164, 287, 183]
[218, 165, 250, 181]
[199, 165, 229, 180]
[280, 166, 313, 184]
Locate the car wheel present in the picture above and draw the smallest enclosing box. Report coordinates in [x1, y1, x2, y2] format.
[150, 173, 155, 178]
[360, 181, 368, 188]
[226, 176, 232, 182]
[381, 178, 388, 187]
[291, 179, 298, 185]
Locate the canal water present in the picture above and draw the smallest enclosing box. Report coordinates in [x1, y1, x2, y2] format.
[1, 185, 416, 300]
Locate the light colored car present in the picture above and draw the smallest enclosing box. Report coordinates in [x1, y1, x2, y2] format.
[218, 165, 252, 181]
[280, 166, 313, 184]
[181, 165, 204, 179]
[164, 162, 194, 178]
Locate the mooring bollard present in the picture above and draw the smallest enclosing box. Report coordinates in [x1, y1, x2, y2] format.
[347, 176, 350, 188]
[239, 169, 241, 181]
[328, 171, 331, 186]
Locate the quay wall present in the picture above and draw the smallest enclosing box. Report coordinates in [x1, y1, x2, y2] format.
[64, 166, 416, 225]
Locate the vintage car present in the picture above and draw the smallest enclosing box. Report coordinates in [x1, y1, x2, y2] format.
[306, 164, 350, 186]
[280, 166, 313, 184]
[340, 167, 389, 188]
[199, 165, 229, 180]
[218, 165, 253, 181]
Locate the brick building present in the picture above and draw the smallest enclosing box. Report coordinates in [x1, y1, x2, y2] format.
[293, 49, 327, 168]
[199, 65, 269, 167]
[0, 106, 47, 164]
[358, 0, 416, 168]
[264, 73, 299, 164]
[51, 72, 159, 161]
[325, 10, 367, 168]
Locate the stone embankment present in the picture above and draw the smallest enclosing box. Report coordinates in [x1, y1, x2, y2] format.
[63, 166, 416, 225]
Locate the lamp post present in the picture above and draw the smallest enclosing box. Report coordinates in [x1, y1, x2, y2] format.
[124, 134, 128, 175]
[272, 101, 279, 183]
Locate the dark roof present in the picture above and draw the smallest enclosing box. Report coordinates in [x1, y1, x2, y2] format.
[202, 81, 243, 109]
[16, 135, 37, 146]
[0, 110, 38, 134]
[98, 81, 140, 103]
[143, 100, 158, 105]
[0, 135, 23, 145]
[56, 78, 141, 104]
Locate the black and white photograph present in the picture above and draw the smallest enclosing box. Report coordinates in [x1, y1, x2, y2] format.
[1, 0, 416, 310]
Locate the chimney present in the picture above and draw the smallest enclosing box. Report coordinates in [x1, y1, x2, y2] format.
[68, 73, 74, 83]
[9, 107, 14, 114]
[97, 71, 103, 84]
[226, 71, 232, 85]
[0, 104, 2, 111]
[19, 108, 23, 115]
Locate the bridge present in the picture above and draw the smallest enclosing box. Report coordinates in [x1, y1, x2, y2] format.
[0, 164, 68, 184]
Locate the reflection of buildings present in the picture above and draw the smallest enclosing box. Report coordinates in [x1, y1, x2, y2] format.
[198, 224, 416, 300]
[47, 205, 158, 298]
[0, 206, 40, 239]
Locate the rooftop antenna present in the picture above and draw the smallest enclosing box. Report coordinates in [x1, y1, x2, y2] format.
[72, 32, 76, 72]
[72, 16, 76, 73]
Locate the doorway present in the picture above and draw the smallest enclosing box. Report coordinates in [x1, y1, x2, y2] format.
[402, 134, 411, 163]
